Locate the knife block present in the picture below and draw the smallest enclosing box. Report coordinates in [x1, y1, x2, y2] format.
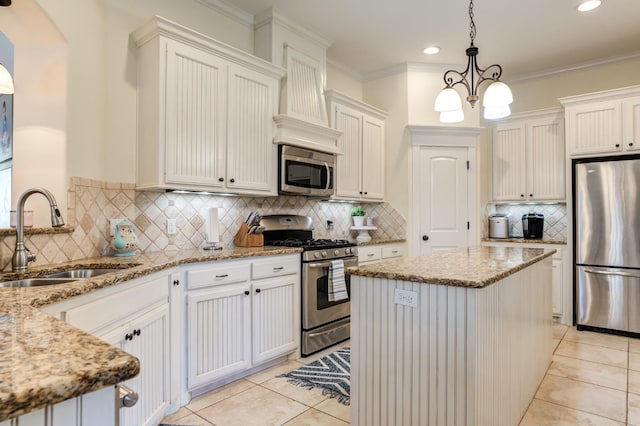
[233, 223, 264, 247]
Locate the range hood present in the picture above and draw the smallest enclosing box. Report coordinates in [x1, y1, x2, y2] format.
[254, 10, 342, 155]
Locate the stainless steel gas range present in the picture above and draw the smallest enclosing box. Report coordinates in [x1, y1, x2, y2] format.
[261, 215, 357, 356]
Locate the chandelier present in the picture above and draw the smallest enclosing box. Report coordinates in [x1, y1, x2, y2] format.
[434, 0, 513, 123]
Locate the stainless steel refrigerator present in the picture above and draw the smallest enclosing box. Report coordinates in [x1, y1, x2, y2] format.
[575, 156, 640, 334]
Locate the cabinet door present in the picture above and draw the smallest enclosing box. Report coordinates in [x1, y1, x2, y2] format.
[186, 284, 251, 388]
[361, 115, 385, 200]
[492, 123, 527, 201]
[165, 41, 227, 188]
[566, 101, 623, 156]
[227, 64, 279, 195]
[251, 276, 299, 365]
[624, 97, 640, 152]
[332, 103, 363, 200]
[527, 117, 565, 201]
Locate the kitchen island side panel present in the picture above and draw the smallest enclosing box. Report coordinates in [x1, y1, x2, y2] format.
[350, 257, 552, 426]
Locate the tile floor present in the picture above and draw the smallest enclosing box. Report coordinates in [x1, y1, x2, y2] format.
[162, 326, 640, 425]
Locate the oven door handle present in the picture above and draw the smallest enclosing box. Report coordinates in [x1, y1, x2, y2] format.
[307, 260, 358, 269]
[324, 162, 331, 190]
[307, 322, 350, 339]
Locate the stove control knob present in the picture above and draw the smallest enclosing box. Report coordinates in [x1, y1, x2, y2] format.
[314, 252, 320, 259]
[321, 251, 327, 258]
[346, 248, 352, 255]
[334, 249, 340, 256]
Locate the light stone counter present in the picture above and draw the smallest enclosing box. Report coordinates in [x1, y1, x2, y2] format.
[483, 237, 566, 245]
[0, 246, 301, 421]
[347, 245, 555, 288]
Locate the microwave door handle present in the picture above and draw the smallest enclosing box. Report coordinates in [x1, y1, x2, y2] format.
[324, 163, 331, 190]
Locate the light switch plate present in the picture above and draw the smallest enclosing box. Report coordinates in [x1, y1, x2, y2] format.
[394, 288, 418, 308]
[167, 218, 177, 235]
[109, 218, 125, 236]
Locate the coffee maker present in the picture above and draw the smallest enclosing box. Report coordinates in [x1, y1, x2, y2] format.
[522, 212, 544, 239]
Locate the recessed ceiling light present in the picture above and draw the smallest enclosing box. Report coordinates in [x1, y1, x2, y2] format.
[423, 46, 440, 55]
[577, 0, 602, 12]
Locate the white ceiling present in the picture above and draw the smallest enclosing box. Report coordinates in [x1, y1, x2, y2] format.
[218, 0, 640, 80]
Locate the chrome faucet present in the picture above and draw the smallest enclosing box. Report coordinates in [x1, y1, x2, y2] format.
[12, 188, 65, 273]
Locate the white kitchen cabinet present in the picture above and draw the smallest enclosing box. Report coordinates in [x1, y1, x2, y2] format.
[325, 90, 387, 201]
[132, 16, 285, 195]
[492, 109, 565, 202]
[45, 270, 175, 426]
[357, 242, 406, 265]
[185, 254, 300, 391]
[560, 86, 640, 157]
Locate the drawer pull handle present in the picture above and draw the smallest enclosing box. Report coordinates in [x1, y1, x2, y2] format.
[391, 250, 398, 254]
[125, 333, 133, 341]
[133, 329, 141, 336]
[273, 267, 284, 271]
[367, 253, 375, 257]
[173, 279, 180, 286]
[215, 274, 229, 279]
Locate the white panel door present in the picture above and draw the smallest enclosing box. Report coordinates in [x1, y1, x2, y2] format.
[527, 117, 565, 200]
[165, 41, 227, 187]
[187, 284, 251, 388]
[417, 148, 469, 254]
[492, 123, 526, 201]
[361, 115, 385, 201]
[567, 101, 623, 155]
[333, 103, 363, 199]
[251, 277, 298, 365]
[227, 64, 278, 194]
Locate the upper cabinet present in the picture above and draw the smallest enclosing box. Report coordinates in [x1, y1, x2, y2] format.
[491, 108, 565, 202]
[325, 90, 387, 201]
[132, 17, 285, 195]
[560, 85, 640, 157]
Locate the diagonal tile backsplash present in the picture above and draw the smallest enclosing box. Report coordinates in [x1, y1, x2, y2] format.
[487, 203, 567, 240]
[0, 177, 406, 270]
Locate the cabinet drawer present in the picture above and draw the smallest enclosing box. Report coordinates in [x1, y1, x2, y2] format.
[65, 274, 169, 334]
[358, 246, 381, 263]
[382, 244, 405, 259]
[187, 261, 250, 290]
[251, 255, 300, 280]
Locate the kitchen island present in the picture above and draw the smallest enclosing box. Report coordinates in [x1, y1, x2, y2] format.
[347, 246, 555, 426]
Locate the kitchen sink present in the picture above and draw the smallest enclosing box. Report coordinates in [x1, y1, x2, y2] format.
[43, 268, 124, 279]
[0, 278, 77, 288]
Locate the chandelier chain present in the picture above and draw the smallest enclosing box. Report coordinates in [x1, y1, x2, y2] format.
[469, 0, 476, 45]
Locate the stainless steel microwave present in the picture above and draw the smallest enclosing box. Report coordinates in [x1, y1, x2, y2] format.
[278, 145, 335, 197]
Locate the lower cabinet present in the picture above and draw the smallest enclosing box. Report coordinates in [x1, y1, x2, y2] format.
[357, 242, 406, 265]
[185, 254, 300, 391]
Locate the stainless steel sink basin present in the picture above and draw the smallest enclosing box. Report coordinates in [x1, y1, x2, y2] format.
[0, 278, 76, 288]
[43, 268, 123, 279]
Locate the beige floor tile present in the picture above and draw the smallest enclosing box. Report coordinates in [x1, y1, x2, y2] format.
[547, 354, 627, 391]
[164, 413, 215, 426]
[552, 324, 569, 340]
[261, 376, 329, 406]
[284, 408, 349, 425]
[520, 398, 624, 426]
[630, 338, 640, 354]
[631, 370, 640, 394]
[186, 379, 256, 412]
[534, 374, 626, 422]
[196, 385, 307, 426]
[564, 328, 629, 351]
[629, 392, 640, 425]
[631, 352, 640, 371]
[314, 397, 351, 423]
[161, 406, 194, 424]
[555, 339, 628, 369]
[245, 360, 306, 384]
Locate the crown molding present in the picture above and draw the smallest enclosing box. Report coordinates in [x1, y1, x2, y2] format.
[326, 58, 363, 82]
[254, 8, 332, 48]
[194, 0, 254, 28]
[364, 61, 465, 82]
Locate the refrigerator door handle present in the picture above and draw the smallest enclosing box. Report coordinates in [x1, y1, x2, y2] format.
[584, 269, 640, 279]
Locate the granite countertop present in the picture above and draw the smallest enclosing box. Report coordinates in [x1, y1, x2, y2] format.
[355, 238, 406, 246]
[347, 245, 555, 288]
[0, 246, 301, 421]
[483, 237, 566, 245]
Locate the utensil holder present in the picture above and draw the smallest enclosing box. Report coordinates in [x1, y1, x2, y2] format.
[233, 222, 264, 247]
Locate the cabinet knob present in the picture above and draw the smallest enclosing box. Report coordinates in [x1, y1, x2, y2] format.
[244, 290, 250, 296]
[255, 288, 261, 293]
[364, 191, 368, 195]
[125, 333, 133, 341]
[422, 235, 429, 241]
[173, 279, 180, 286]
[630, 143, 634, 147]
[133, 329, 141, 336]
[529, 194, 533, 197]
[616, 144, 621, 148]
[218, 177, 224, 182]
[520, 194, 525, 198]
[230, 178, 235, 183]
[359, 191, 363, 194]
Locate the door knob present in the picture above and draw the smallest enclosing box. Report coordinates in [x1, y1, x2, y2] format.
[422, 235, 429, 241]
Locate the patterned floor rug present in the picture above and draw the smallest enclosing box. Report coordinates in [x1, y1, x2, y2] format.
[279, 346, 351, 405]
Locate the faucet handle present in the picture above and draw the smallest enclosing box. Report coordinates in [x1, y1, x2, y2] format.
[25, 246, 36, 264]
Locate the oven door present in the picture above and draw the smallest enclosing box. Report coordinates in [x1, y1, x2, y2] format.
[279, 145, 334, 197]
[302, 256, 357, 330]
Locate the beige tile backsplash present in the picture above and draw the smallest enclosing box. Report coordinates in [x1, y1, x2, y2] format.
[0, 177, 406, 270]
[486, 203, 568, 240]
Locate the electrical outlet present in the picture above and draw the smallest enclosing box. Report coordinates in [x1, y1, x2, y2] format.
[109, 218, 126, 236]
[394, 288, 418, 308]
[167, 218, 177, 235]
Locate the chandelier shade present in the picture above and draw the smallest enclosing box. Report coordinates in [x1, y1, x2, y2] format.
[434, 0, 512, 122]
[0, 63, 14, 94]
[440, 109, 465, 123]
